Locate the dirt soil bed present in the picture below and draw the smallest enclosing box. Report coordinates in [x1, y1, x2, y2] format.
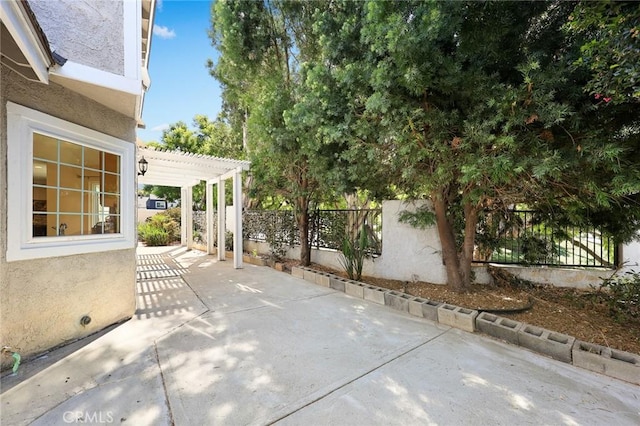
[284, 260, 640, 356]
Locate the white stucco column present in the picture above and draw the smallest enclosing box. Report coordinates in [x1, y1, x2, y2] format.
[233, 170, 243, 269]
[217, 178, 226, 261]
[206, 181, 214, 255]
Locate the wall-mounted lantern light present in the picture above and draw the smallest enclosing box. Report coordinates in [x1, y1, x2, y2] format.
[138, 156, 148, 176]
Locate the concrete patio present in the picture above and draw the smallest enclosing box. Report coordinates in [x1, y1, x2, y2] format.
[1, 245, 639, 425]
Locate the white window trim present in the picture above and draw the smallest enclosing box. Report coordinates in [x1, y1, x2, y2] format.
[6, 102, 135, 262]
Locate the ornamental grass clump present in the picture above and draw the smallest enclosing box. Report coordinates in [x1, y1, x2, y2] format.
[338, 224, 370, 281]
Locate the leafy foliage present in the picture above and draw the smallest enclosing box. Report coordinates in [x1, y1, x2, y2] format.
[566, 1, 640, 104]
[138, 224, 169, 247]
[138, 210, 181, 246]
[599, 270, 640, 323]
[142, 115, 244, 207]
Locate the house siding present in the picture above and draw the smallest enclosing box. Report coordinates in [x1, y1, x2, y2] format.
[1, 64, 136, 363]
[28, 0, 125, 76]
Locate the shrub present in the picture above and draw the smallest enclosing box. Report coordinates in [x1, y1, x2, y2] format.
[599, 270, 640, 323]
[138, 223, 169, 246]
[139, 211, 180, 246]
[165, 207, 181, 223]
[225, 230, 234, 251]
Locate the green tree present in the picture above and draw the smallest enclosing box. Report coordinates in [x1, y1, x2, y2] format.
[308, 1, 639, 291]
[567, 1, 640, 104]
[144, 115, 244, 208]
[209, 0, 330, 265]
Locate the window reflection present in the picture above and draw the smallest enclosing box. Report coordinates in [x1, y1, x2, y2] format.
[32, 133, 121, 237]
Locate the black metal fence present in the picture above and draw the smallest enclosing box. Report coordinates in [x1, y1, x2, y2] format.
[243, 209, 383, 255]
[474, 209, 618, 268]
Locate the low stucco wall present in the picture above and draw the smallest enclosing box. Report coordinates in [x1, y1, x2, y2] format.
[243, 199, 634, 289]
[470, 264, 614, 289]
[1, 249, 136, 364]
[369, 200, 448, 284]
[622, 239, 640, 273]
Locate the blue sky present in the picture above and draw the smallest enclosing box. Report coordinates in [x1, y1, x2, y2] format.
[138, 0, 222, 143]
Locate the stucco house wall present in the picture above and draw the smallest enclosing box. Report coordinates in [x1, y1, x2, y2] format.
[0, 65, 137, 361]
[28, 0, 125, 75]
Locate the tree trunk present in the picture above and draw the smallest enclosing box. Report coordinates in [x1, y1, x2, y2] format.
[296, 197, 311, 266]
[432, 192, 465, 292]
[431, 191, 480, 292]
[460, 201, 479, 287]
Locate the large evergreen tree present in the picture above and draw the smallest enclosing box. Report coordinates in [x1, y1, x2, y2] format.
[209, 0, 331, 265]
[307, 0, 639, 291]
[209, 1, 640, 290]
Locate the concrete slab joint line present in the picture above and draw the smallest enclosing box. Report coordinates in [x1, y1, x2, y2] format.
[154, 343, 175, 425]
[266, 328, 451, 425]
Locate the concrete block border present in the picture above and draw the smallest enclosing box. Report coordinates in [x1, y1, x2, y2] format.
[315, 271, 331, 287]
[329, 275, 347, 292]
[408, 297, 427, 317]
[421, 299, 443, 322]
[303, 269, 317, 283]
[291, 266, 305, 279]
[437, 304, 478, 332]
[344, 280, 365, 298]
[384, 291, 413, 312]
[363, 285, 388, 304]
[517, 324, 575, 364]
[572, 340, 640, 385]
[476, 312, 522, 345]
[289, 266, 639, 385]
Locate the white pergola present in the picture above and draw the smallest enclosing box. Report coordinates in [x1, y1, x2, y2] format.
[137, 146, 251, 268]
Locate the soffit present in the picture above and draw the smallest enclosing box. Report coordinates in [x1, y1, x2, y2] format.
[0, 0, 55, 83]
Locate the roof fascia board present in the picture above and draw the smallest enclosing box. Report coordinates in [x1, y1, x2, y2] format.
[123, 0, 141, 81]
[0, 0, 52, 83]
[143, 0, 156, 70]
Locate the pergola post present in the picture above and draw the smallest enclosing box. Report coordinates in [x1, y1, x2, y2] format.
[180, 187, 187, 246]
[184, 185, 193, 249]
[233, 169, 243, 269]
[206, 181, 214, 255]
[217, 178, 226, 261]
